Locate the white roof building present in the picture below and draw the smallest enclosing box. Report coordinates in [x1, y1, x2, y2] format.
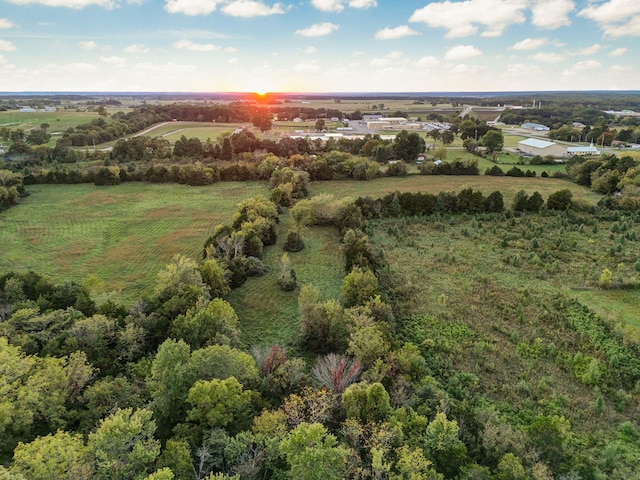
[567, 143, 601, 156]
[518, 138, 567, 157]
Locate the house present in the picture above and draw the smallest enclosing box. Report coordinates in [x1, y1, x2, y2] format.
[518, 138, 567, 157]
[522, 122, 550, 131]
[567, 143, 600, 156]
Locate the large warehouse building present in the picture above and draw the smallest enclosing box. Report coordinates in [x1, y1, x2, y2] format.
[518, 138, 567, 157]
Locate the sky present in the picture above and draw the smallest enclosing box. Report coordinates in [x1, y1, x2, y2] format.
[0, 0, 639, 92]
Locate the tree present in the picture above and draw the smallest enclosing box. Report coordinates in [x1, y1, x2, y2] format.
[171, 298, 240, 348]
[252, 112, 272, 132]
[480, 130, 504, 153]
[547, 189, 573, 210]
[424, 413, 468, 478]
[342, 382, 392, 423]
[186, 377, 254, 434]
[221, 137, 234, 161]
[279, 423, 348, 480]
[341, 267, 379, 307]
[440, 130, 455, 145]
[87, 407, 160, 480]
[393, 130, 425, 162]
[315, 119, 326, 131]
[11, 430, 93, 480]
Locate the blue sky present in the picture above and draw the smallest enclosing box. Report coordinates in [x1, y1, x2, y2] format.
[0, 0, 638, 92]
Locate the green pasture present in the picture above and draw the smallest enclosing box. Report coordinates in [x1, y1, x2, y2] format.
[0, 182, 269, 303]
[0, 110, 102, 135]
[310, 172, 600, 205]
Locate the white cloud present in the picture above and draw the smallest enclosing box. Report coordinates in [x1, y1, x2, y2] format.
[609, 47, 627, 57]
[530, 52, 565, 63]
[349, 0, 376, 7]
[228, 57, 239, 64]
[124, 44, 149, 54]
[370, 51, 408, 67]
[174, 39, 222, 52]
[374, 25, 420, 40]
[221, 0, 285, 17]
[100, 56, 126, 64]
[563, 59, 602, 76]
[79, 40, 98, 50]
[410, 0, 527, 38]
[579, 0, 640, 37]
[310, 0, 376, 12]
[295, 22, 339, 37]
[6, 0, 117, 8]
[299, 46, 318, 54]
[574, 44, 602, 55]
[415, 56, 439, 68]
[164, 0, 222, 15]
[444, 44, 482, 61]
[43, 62, 100, 74]
[531, 0, 574, 29]
[610, 64, 633, 74]
[0, 39, 16, 51]
[509, 37, 547, 51]
[0, 19, 14, 29]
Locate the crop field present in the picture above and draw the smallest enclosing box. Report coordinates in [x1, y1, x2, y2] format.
[0, 109, 102, 135]
[0, 182, 269, 303]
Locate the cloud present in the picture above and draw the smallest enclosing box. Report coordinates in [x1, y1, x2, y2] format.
[509, 37, 547, 51]
[529, 52, 565, 63]
[174, 39, 223, 51]
[415, 56, 439, 68]
[221, 0, 285, 17]
[610, 64, 633, 74]
[574, 44, 602, 55]
[310, 0, 376, 12]
[370, 51, 408, 67]
[531, 0, 574, 29]
[609, 47, 627, 57]
[295, 22, 339, 37]
[228, 57, 239, 64]
[0, 19, 14, 29]
[0, 39, 16, 51]
[79, 40, 98, 50]
[374, 25, 421, 40]
[100, 56, 126, 64]
[410, 0, 527, 38]
[5, 0, 117, 8]
[579, 0, 640, 37]
[299, 46, 318, 54]
[562, 59, 602, 76]
[164, 0, 222, 15]
[444, 44, 482, 61]
[124, 44, 149, 54]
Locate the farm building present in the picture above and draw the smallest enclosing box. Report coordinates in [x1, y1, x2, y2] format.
[518, 138, 567, 157]
[567, 143, 601, 156]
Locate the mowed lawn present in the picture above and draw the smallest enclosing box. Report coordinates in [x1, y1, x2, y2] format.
[1, 182, 269, 303]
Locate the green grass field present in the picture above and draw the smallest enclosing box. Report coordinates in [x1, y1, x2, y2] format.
[309, 174, 600, 205]
[0, 182, 269, 303]
[0, 110, 103, 136]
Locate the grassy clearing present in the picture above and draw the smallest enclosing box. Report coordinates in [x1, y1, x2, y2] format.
[0, 182, 269, 303]
[228, 215, 344, 350]
[309, 174, 600, 205]
[0, 110, 102, 135]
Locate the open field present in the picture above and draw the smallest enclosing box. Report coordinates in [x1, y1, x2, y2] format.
[309, 174, 601, 205]
[0, 182, 269, 303]
[0, 109, 103, 136]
